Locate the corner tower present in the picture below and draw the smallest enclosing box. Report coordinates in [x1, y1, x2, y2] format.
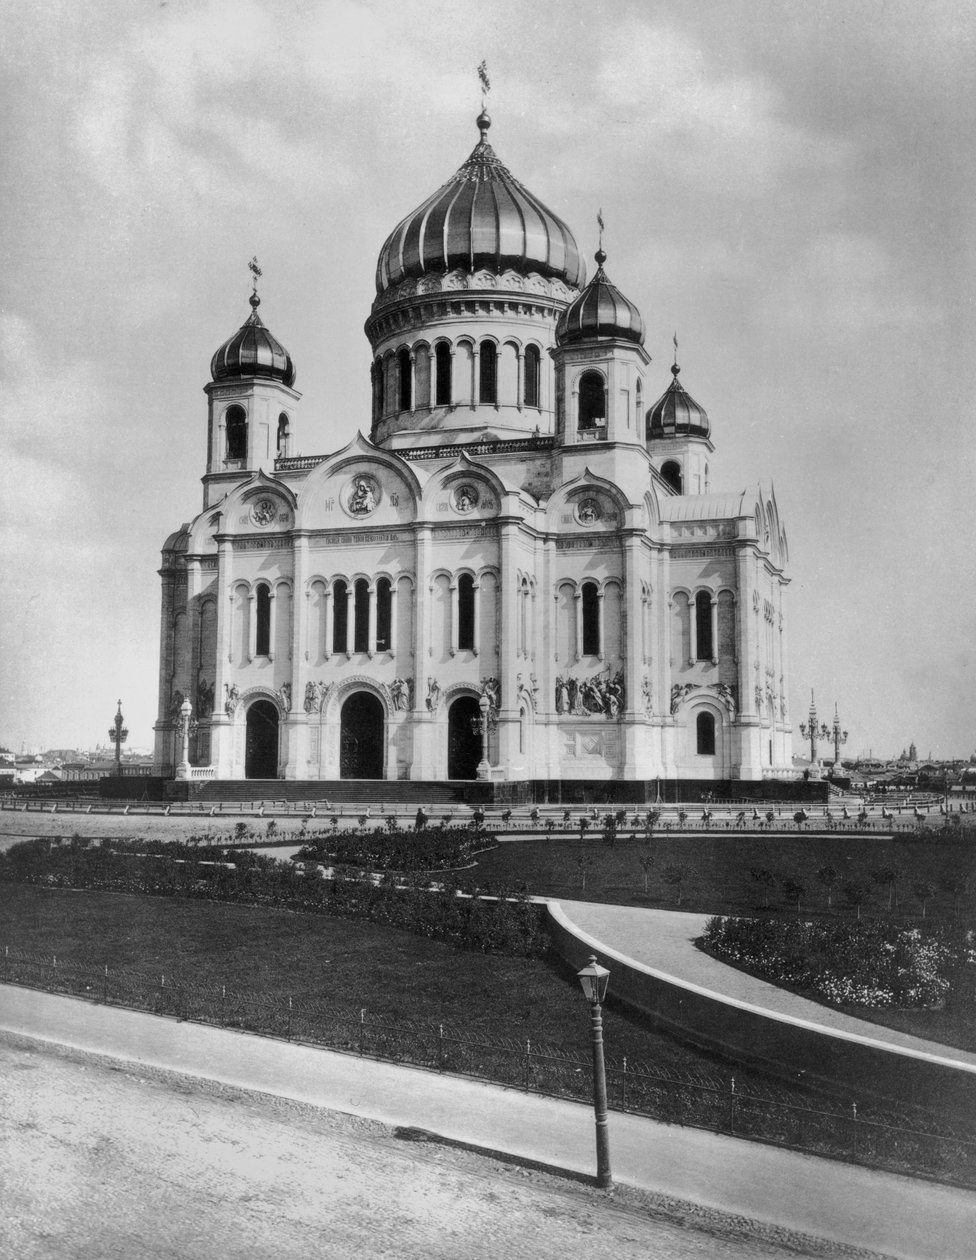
[203, 280, 300, 508]
[552, 245, 649, 449]
[364, 111, 584, 449]
[646, 352, 713, 495]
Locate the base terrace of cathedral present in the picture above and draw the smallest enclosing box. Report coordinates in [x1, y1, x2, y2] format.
[155, 106, 801, 805]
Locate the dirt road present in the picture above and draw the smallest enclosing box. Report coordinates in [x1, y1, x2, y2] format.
[1, 1035, 876, 1260]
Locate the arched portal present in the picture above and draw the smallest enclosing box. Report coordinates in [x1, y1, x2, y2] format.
[245, 700, 279, 779]
[448, 695, 482, 780]
[340, 692, 384, 779]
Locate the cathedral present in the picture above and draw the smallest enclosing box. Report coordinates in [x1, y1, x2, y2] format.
[155, 106, 793, 795]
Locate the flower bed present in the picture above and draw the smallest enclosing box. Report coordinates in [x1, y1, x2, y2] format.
[703, 915, 974, 1010]
[291, 824, 496, 872]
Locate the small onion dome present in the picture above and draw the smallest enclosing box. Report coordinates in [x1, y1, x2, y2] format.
[554, 248, 644, 346]
[375, 111, 584, 293]
[647, 362, 710, 439]
[210, 293, 296, 388]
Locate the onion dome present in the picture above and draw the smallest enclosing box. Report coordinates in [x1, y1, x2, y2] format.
[554, 248, 644, 346]
[647, 362, 710, 439]
[375, 111, 584, 293]
[210, 293, 296, 388]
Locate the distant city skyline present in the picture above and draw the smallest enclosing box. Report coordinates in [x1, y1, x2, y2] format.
[2, 1, 974, 758]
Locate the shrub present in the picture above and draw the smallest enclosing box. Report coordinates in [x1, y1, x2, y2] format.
[703, 915, 963, 1009]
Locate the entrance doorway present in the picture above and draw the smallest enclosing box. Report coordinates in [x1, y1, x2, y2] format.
[245, 700, 279, 779]
[448, 696, 482, 780]
[340, 692, 384, 779]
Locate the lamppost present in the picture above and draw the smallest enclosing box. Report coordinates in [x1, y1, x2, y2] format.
[476, 694, 491, 781]
[828, 702, 848, 771]
[577, 954, 612, 1189]
[108, 700, 129, 777]
[799, 690, 830, 767]
[174, 699, 195, 780]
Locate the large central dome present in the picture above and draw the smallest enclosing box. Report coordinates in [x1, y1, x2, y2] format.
[374, 112, 585, 294]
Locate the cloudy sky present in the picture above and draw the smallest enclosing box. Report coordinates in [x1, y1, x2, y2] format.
[2, 0, 974, 759]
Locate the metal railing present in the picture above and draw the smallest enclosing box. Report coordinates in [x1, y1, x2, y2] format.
[3, 945, 974, 1189]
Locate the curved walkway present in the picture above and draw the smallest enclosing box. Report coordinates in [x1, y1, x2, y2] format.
[554, 902, 976, 1073]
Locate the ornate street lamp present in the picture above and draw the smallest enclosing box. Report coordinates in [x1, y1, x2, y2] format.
[577, 954, 612, 1189]
[108, 700, 129, 777]
[174, 699, 197, 780]
[476, 694, 491, 781]
[828, 702, 848, 771]
[799, 690, 830, 767]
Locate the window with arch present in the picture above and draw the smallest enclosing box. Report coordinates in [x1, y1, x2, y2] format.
[578, 371, 606, 429]
[581, 580, 600, 655]
[695, 591, 714, 660]
[661, 460, 682, 493]
[435, 342, 452, 406]
[635, 378, 642, 427]
[276, 413, 290, 458]
[696, 711, 716, 755]
[376, 577, 392, 652]
[225, 405, 247, 461]
[479, 341, 497, 405]
[398, 349, 412, 411]
[457, 573, 475, 650]
[353, 578, 370, 653]
[373, 358, 385, 420]
[524, 345, 541, 408]
[332, 580, 348, 653]
[255, 584, 271, 656]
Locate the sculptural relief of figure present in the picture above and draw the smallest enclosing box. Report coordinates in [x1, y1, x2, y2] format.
[480, 676, 500, 714]
[224, 683, 239, 716]
[348, 476, 377, 516]
[278, 682, 292, 713]
[304, 682, 319, 714]
[426, 677, 440, 712]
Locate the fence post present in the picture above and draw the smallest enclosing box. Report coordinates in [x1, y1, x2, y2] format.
[103, 963, 108, 1004]
[621, 1056, 627, 1110]
[221, 983, 226, 1026]
[729, 1076, 736, 1135]
[524, 1039, 531, 1091]
[438, 1023, 444, 1071]
[851, 1101, 858, 1157]
[51, 955, 56, 992]
[287, 995, 292, 1040]
[359, 1008, 366, 1057]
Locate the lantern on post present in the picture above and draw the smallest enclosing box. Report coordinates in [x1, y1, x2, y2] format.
[577, 954, 612, 1189]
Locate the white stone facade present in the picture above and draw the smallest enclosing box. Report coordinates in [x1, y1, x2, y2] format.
[155, 115, 793, 787]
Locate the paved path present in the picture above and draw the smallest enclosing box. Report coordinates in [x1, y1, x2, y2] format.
[2, 986, 974, 1259]
[556, 901, 976, 1071]
[5, 1034, 821, 1260]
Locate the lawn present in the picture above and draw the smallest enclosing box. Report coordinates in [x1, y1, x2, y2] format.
[457, 831, 975, 924]
[0, 881, 742, 1079]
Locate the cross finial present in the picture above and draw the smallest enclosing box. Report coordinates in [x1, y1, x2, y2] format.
[477, 60, 491, 109]
[248, 256, 262, 294]
[673, 331, 679, 367]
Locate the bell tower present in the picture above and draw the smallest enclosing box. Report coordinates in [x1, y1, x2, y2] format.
[551, 245, 649, 448]
[203, 262, 300, 508]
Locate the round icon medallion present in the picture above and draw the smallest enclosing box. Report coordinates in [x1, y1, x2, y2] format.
[346, 474, 379, 517]
[453, 483, 479, 514]
[250, 497, 278, 527]
[576, 497, 602, 526]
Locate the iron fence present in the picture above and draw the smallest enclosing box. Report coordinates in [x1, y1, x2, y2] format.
[3, 944, 974, 1189]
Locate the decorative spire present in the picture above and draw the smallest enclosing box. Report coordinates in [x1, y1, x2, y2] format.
[248, 256, 262, 310]
[476, 61, 491, 140]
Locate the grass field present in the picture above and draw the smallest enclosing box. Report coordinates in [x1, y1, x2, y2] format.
[0, 881, 746, 1081]
[457, 831, 976, 923]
